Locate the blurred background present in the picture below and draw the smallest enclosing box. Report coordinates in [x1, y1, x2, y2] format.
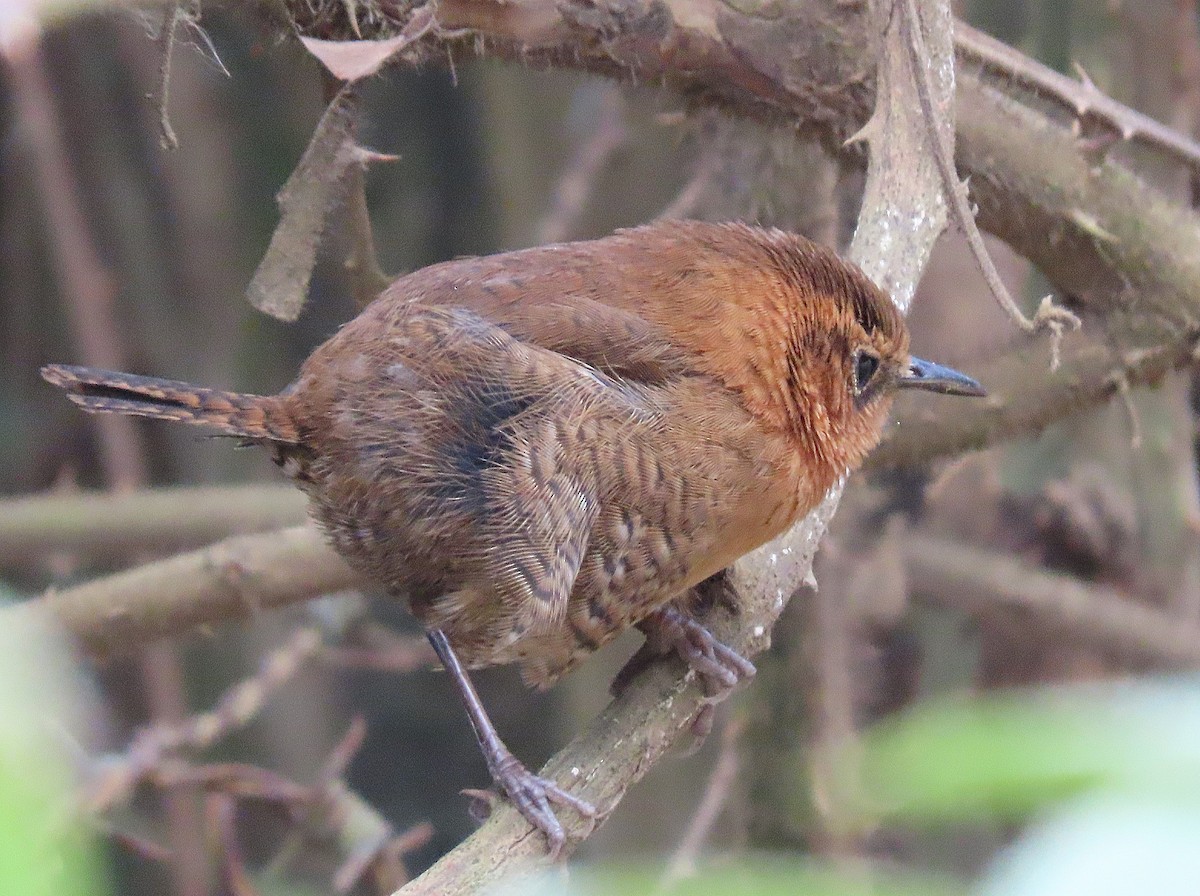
[5, 0, 1200, 894]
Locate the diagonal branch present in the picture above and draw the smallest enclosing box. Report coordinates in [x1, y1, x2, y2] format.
[954, 22, 1200, 174]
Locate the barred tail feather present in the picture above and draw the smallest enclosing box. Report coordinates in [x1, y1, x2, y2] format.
[41, 364, 299, 443]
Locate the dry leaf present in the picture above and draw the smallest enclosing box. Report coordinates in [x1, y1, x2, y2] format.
[301, 33, 415, 82]
[299, 4, 436, 82]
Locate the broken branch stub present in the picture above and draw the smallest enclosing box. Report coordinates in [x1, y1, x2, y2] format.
[245, 84, 363, 321]
[247, 5, 436, 321]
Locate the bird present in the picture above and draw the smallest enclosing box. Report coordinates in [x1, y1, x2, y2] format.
[42, 219, 984, 854]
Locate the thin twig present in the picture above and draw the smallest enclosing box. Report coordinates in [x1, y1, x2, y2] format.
[656, 140, 720, 222]
[536, 86, 627, 244]
[211, 794, 260, 896]
[85, 626, 326, 812]
[661, 716, 744, 887]
[1113, 373, 1143, 449]
[867, 327, 1200, 472]
[321, 623, 435, 673]
[342, 160, 392, 308]
[153, 2, 184, 150]
[154, 722, 432, 893]
[899, 0, 1079, 366]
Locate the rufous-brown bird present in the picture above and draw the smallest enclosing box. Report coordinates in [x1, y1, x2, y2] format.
[43, 220, 983, 853]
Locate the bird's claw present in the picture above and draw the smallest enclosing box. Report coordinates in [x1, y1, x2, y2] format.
[610, 607, 756, 706]
[657, 607, 756, 700]
[486, 753, 596, 859]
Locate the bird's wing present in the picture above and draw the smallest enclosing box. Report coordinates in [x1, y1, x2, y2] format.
[373, 304, 657, 642]
[377, 248, 693, 385]
[478, 415, 602, 640]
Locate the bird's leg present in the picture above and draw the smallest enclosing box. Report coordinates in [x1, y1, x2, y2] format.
[427, 629, 595, 858]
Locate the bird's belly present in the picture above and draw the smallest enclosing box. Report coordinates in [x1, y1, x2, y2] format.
[494, 484, 800, 687]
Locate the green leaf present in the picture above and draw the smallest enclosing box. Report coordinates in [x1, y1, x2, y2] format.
[856, 679, 1200, 823]
[0, 612, 109, 896]
[491, 858, 967, 896]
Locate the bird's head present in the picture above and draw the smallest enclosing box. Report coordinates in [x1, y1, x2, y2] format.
[625, 221, 984, 493]
[766, 232, 984, 480]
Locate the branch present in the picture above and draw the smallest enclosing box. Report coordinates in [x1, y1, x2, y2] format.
[904, 532, 1200, 668]
[15, 526, 362, 659]
[867, 328, 1198, 471]
[85, 625, 326, 812]
[0, 484, 307, 567]
[351, 0, 1200, 437]
[955, 22, 1200, 174]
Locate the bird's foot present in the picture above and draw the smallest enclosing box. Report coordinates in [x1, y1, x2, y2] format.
[610, 607, 754, 750]
[651, 606, 756, 699]
[611, 606, 755, 702]
[469, 751, 596, 859]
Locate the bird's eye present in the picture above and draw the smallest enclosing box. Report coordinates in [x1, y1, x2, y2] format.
[853, 350, 880, 395]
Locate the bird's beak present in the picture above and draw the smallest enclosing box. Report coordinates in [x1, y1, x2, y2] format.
[898, 356, 986, 397]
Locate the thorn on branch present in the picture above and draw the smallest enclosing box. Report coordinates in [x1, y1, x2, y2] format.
[957, 25, 1200, 174]
[348, 145, 401, 166]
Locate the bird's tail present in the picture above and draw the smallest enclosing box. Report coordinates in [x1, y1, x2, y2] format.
[41, 364, 300, 443]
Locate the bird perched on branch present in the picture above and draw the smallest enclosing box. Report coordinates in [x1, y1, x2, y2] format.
[43, 219, 983, 854]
